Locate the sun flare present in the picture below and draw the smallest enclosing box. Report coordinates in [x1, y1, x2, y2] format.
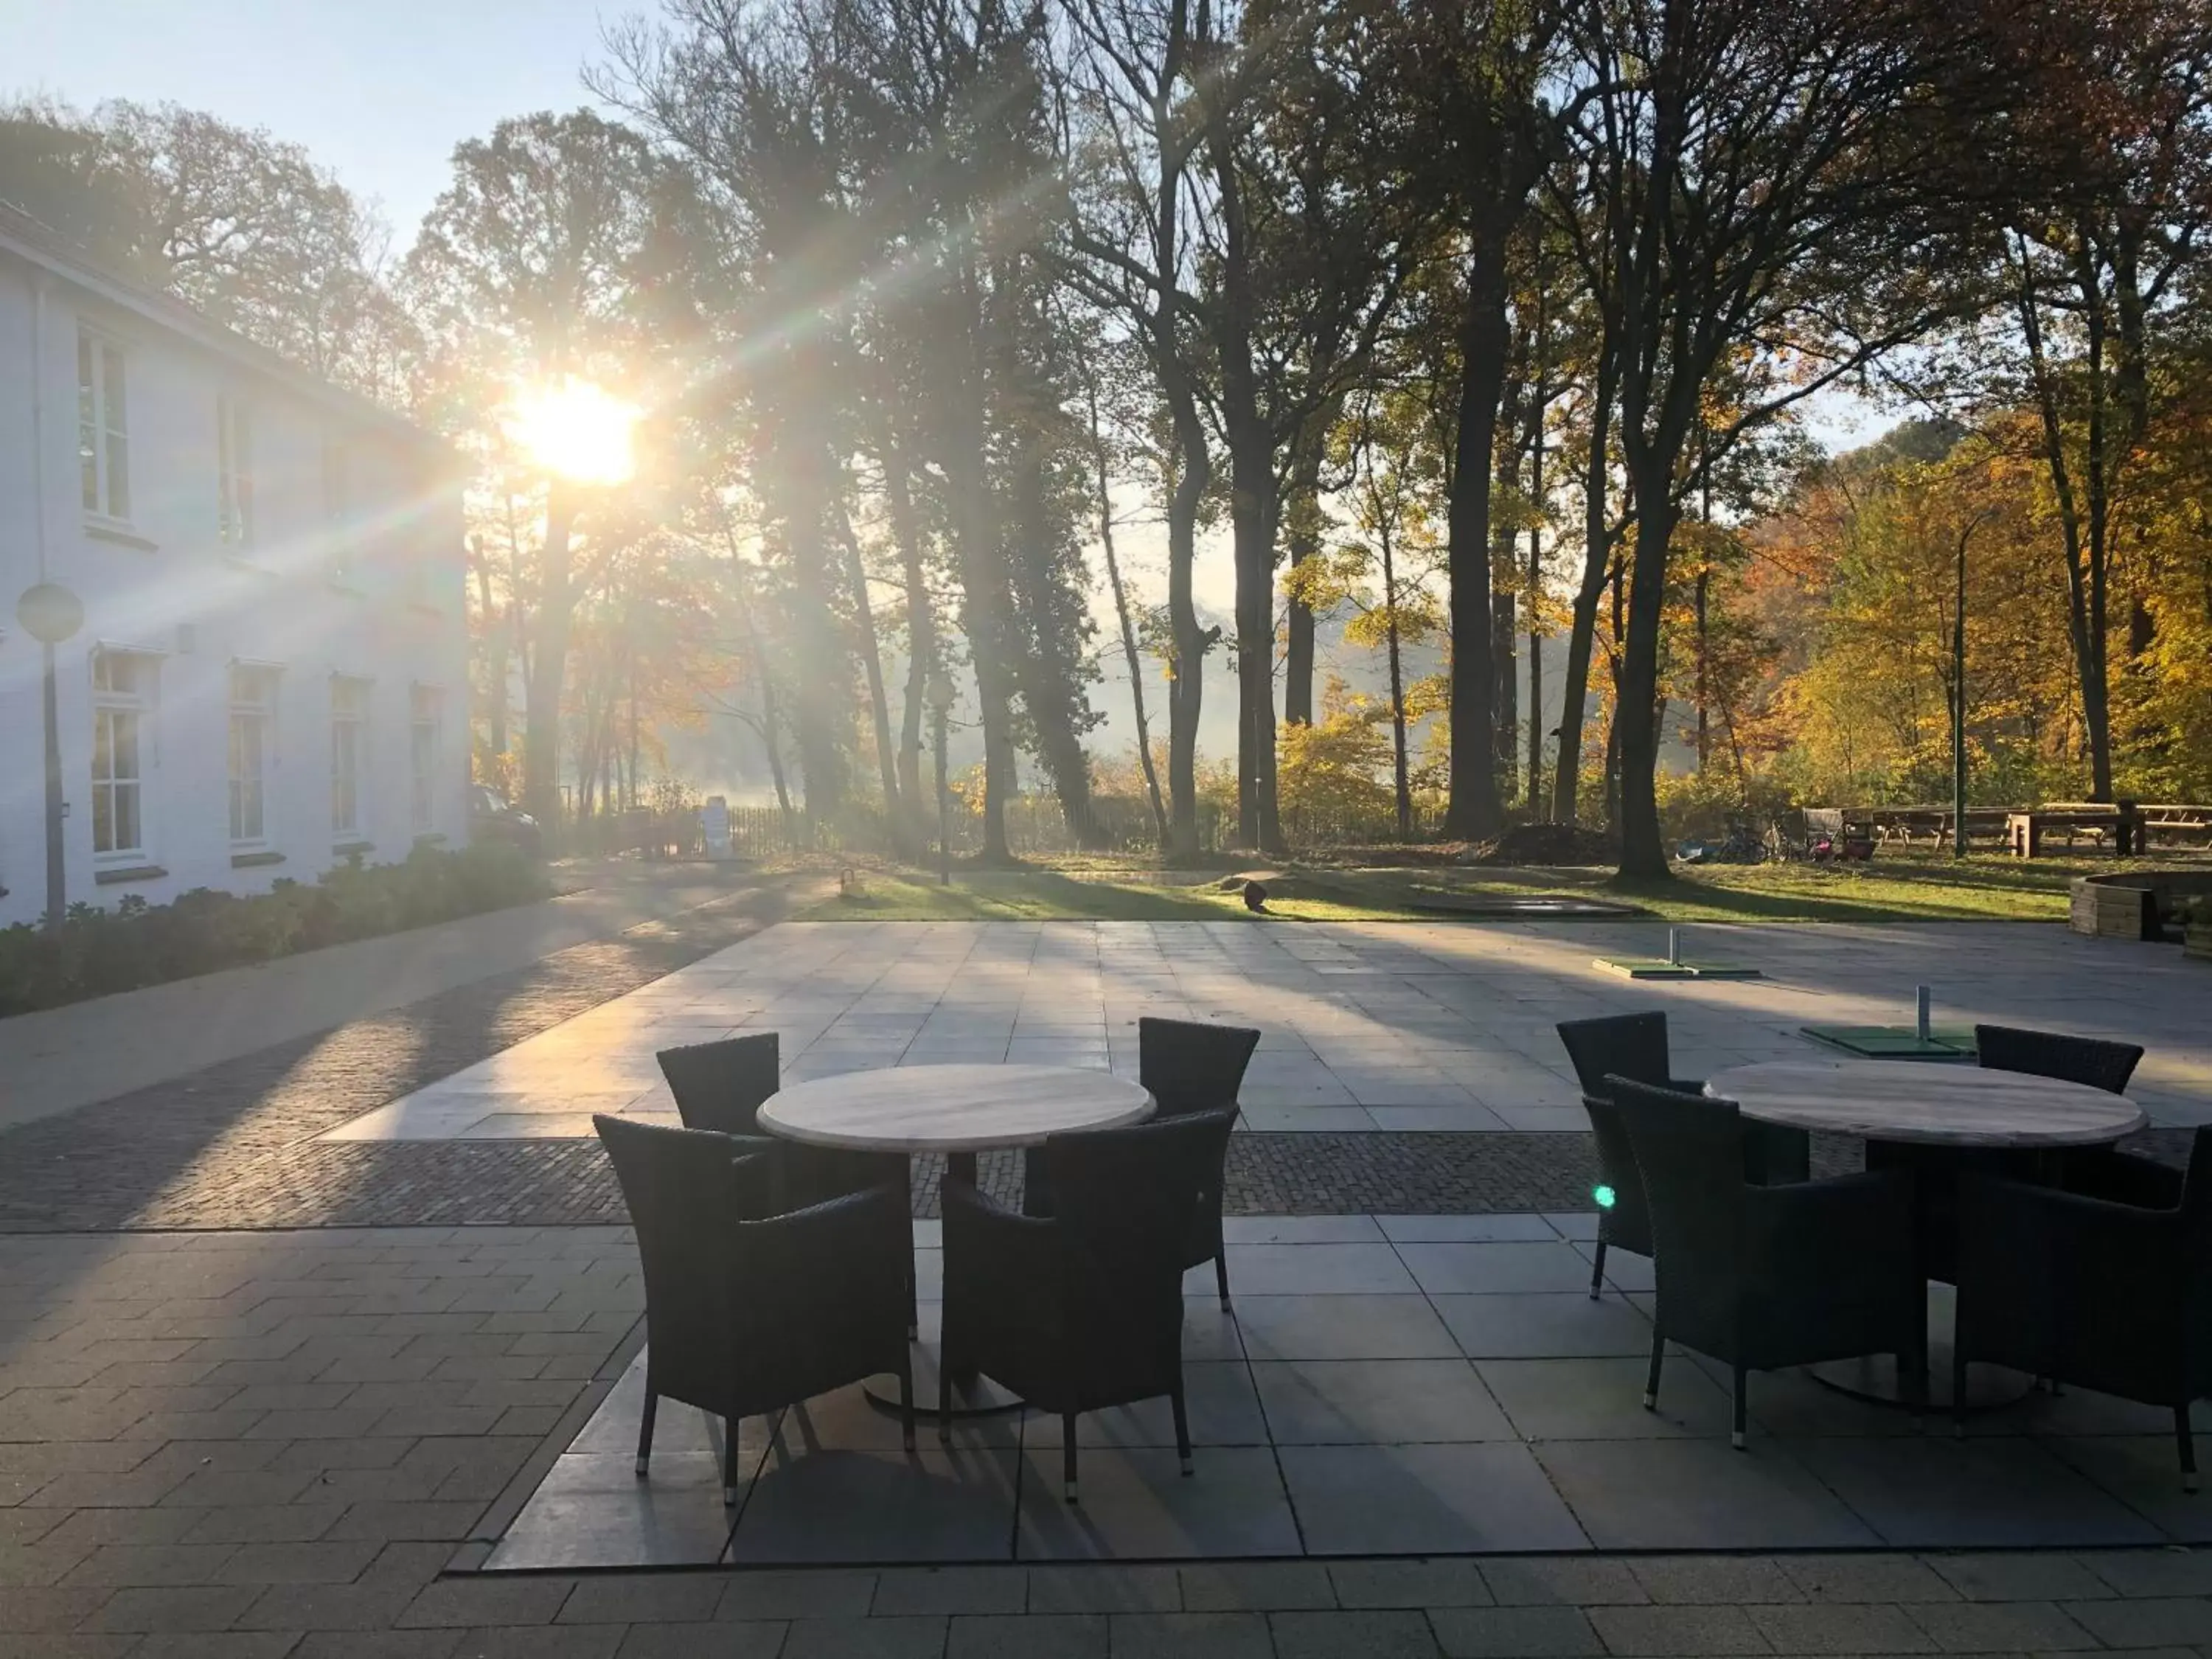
[506, 377, 639, 486]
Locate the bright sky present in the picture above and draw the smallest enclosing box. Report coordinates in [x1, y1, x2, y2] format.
[1, 0, 627, 246]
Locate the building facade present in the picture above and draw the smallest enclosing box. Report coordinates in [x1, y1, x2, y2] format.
[0, 209, 468, 929]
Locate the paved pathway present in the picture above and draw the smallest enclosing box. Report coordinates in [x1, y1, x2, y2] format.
[0, 862, 781, 1134]
[0, 880, 796, 1231]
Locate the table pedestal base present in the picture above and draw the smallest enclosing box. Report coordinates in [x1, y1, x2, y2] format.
[1805, 1349, 2037, 1413]
[863, 1372, 1023, 1421]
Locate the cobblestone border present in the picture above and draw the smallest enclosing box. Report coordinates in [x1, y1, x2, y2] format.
[0, 883, 793, 1233]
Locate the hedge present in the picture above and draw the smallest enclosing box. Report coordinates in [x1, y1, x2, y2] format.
[0, 842, 552, 1018]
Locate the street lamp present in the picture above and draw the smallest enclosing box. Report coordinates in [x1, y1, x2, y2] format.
[18, 582, 84, 931]
[928, 670, 956, 886]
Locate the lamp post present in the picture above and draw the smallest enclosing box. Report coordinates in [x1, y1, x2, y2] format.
[18, 582, 83, 931]
[928, 670, 955, 886]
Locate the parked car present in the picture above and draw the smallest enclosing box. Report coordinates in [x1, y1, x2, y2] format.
[470, 785, 544, 858]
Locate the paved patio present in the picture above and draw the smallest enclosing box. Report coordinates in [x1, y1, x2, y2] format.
[12, 911, 2212, 1654]
[11, 1228, 2212, 1657]
[487, 1212, 2212, 1573]
[321, 919, 2212, 1144]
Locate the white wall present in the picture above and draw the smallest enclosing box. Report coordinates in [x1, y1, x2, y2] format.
[0, 257, 469, 929]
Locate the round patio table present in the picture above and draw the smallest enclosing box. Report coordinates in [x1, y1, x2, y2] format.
[757, 1062, 1155, 1418]
[1706, 1059, 2146, 1409]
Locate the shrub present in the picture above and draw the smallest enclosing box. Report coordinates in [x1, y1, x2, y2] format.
[0, 844, 551, 1018]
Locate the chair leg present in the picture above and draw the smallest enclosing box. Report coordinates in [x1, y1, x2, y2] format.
[1171, 1385, 1193, 1477]
[936, 1343, 953, 1445]
[634, 1382, 657, 1477]
[1951, 1346, 1969, 1440]
[1588, 1240, 1607, 1301]
[1214, 1249, 1232, 1312]
[1643, 1328, 1664, 1411]
[1062, 1416, 1079, 1504]
[1731, 1363, 1747, 1451]
[722, 1416, 742, 1508]
[898, 1352, 917, 1455]
[2178, 1405, 2199, 1495]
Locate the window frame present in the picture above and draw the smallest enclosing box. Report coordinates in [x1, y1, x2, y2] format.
[228, 665, 277, 849]
[217, 393, 255, 549]
[77, 328, 132, 525]
[330, 675, 369, 841]
[90, 648, 153, 862]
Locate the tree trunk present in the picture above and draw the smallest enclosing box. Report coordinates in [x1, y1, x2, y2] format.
[945, 262, 1015, 862]
[1443, 249, 1510, 839]
[1206, 115, 1282, 855]
[2018, 237, 2113, 800]
[833, 487, 907, 847]
[1617, 468, 1679, 878]
[883, 443, 933, 831]
[1281, 412, 1331, 728]
[1382, 524, 1411, 841]
[521, 484, 574, 838]
[1552, 338, 1616, 825]
[1694, 565, 1709, 774]
[1088, 381, 1169, 846]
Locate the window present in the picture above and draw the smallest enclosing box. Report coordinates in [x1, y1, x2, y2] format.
[331, 676, 368, 839]
[218, 395, 254, 547]
[77, 330, 130, 521]
[323, 441, 354, 583]
[229, 667, 276, 845]
[410, 686, 442, 834]
[91, 650, 151, 858]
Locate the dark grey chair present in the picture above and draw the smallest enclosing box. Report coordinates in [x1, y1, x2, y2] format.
[1955, 1124, 2212, 1488]
[946, 1113, 1218, 1501]
[1975, 1024, 2143, 1094]
[1023, 1017, 1259, 1308]
[657, 1032, 915, 1325]
[1557, 1014, 1810, 1299]
[1612, 1077, 1927, 1447]
[594, 1114, 914, 1503]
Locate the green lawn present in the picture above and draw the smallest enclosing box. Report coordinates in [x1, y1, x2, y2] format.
[794, 851, 2110, 924]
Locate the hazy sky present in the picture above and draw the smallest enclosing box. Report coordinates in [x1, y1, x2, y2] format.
[3, 0, 625, 244]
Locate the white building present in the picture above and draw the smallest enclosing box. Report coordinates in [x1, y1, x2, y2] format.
[0, 206, 468, 929]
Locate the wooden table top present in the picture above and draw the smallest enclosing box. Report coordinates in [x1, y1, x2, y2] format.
[756, 1063, 1155, 1155]
[1705, 1059, 2146, 1147]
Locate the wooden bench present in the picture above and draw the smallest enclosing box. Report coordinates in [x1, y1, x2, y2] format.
[2008, 805, 2140, 858]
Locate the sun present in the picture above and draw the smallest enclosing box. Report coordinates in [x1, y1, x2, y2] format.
[506, 378, 639, 486]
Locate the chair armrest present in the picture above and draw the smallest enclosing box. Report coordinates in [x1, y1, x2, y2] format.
[944, 1177, 1058, 1307]
[1959, 1174, 2185, 1298]
[734, 1183, 911, 1339]
[1744, 1170, 1916, 1270]
[1666, 1076, 1708, 1096]
[2065, 1147, 2184, 1211]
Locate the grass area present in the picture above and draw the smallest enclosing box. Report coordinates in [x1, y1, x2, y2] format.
[793, 850, 2118, 925]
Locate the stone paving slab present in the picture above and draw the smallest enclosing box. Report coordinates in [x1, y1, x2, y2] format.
[316, 920, 2212, 1144]
[484, 1223, 2209, 1572]
[10, 1229, 2212, 1657]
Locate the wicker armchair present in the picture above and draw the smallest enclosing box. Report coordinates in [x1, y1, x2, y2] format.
[657, 1033, 913, 1302]
[1611, 1077, 1927, 1447]
[1954, 1125, 2212, 1487]
[1023, 1017, 1259, 1308]
[1557, 1014, 1810, 1300]
[946, 1113, 1218, 1501]
[1975, 1024, 2143, 1094]
[594, 1114, 914, 1503]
